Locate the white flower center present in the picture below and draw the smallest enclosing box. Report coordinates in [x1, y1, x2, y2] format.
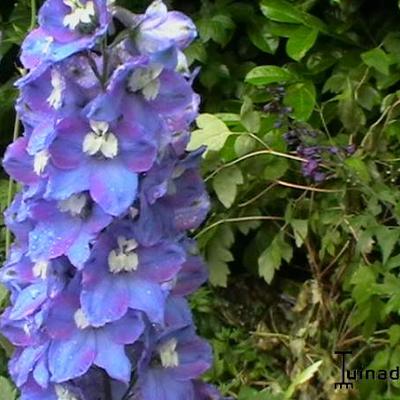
[83, 120, 118, 159]
[58, 193, 87, 217]
[74, 308, 90, 330]
[33, 150, 50, 175]
[63, 0, 96, 30]
[128, 64, 163, 101]
[47, 70, 66, 110]
[55, 385, 79, 400]
[33, 261, 50, 280]
[108, 236, 139, 274]
[158, 338, 179, 368]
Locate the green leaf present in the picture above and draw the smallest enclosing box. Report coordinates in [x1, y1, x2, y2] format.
[389, 325, 400, 347]
[338, 96, 366, 133]
[207, 226, 234, 287]
[286, 26, 318, 61]
[345, 157, 371, 183]
[0, 377, 16, 400]
[0, 334, 13, 357]
[213, 166, 244, 208]
[291, 219, 308, 248]
[260, 0, 305, 24]
[248, 22, 279, 54]
[284, 361, 322, 399]
[188, 114, 232, 154]
[263, 157, 289, 180]
[185, 41, 207, 64]
[375, 226, 400, 264]
[197, 13, 235, 46]
[234, 135, 256, 157]
[258, 233, 293, 283]
[284, 81, 316, 121]
[361, 48, 391, 75]
[240, 96, 261, 133]
[356, 85, 381, 110]
[245, 65, 296, 86]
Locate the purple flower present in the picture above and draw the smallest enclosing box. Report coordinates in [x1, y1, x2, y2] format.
[136, 326, 212, 400]
[28, 196, 111, 267]
[1, 1, 223, 398]
[80, 224, 185, 326]
[46, 116, 159, 216]
[21, 0, 111, 69]
[134, 148, 209, 245]
[135, 0, 197, 56]
[47, 277, 145, 382]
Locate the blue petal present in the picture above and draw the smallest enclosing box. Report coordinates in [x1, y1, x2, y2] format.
[81, 270, 129, 327]
[127, 278, 165, 324]
[94, 330, 132, 383]
[9, 282, 48, 320]
[138, 368, 194, 400]
[90, 160, 138, 217]
[49, 330, 96, 382]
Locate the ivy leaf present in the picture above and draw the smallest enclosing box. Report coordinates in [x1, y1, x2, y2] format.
[207, 225, 234, 287]
[361, 47, 391, 75]
[245, 65, 296, 86]
[213, 166, 244, 208]
[286, 26, 318, 61]
[258, 233, 293, 283]
[188, 114, 232, 154]
[284, 81, 316, 121]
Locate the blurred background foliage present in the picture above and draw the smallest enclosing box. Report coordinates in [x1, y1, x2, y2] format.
[3, 0, 400, 399]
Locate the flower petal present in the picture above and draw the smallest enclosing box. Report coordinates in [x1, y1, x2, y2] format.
[90, 160, 138, 216]
[49, 330, 96, 382]
[94, 330, 132, 383]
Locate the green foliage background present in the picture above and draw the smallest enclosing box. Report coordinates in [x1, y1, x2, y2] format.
[3, 0, 400, 399]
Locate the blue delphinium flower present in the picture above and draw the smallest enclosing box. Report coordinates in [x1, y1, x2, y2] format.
[1, 1, 226, 399]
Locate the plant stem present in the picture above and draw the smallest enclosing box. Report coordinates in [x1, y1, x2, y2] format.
[30, 0, 37, 31]
[195, 215, 284, 238]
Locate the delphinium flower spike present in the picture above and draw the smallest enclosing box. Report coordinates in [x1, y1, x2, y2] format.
[1, 1, 229, 399]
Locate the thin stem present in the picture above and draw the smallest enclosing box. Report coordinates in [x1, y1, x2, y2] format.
[194, 216, 284, 238]
[204, 150, 307, 182]
[276, 180, 344, 193]
[30, 0, 37, 31]
[238, 183, 277, 207]
[5, 115, 20, 258]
